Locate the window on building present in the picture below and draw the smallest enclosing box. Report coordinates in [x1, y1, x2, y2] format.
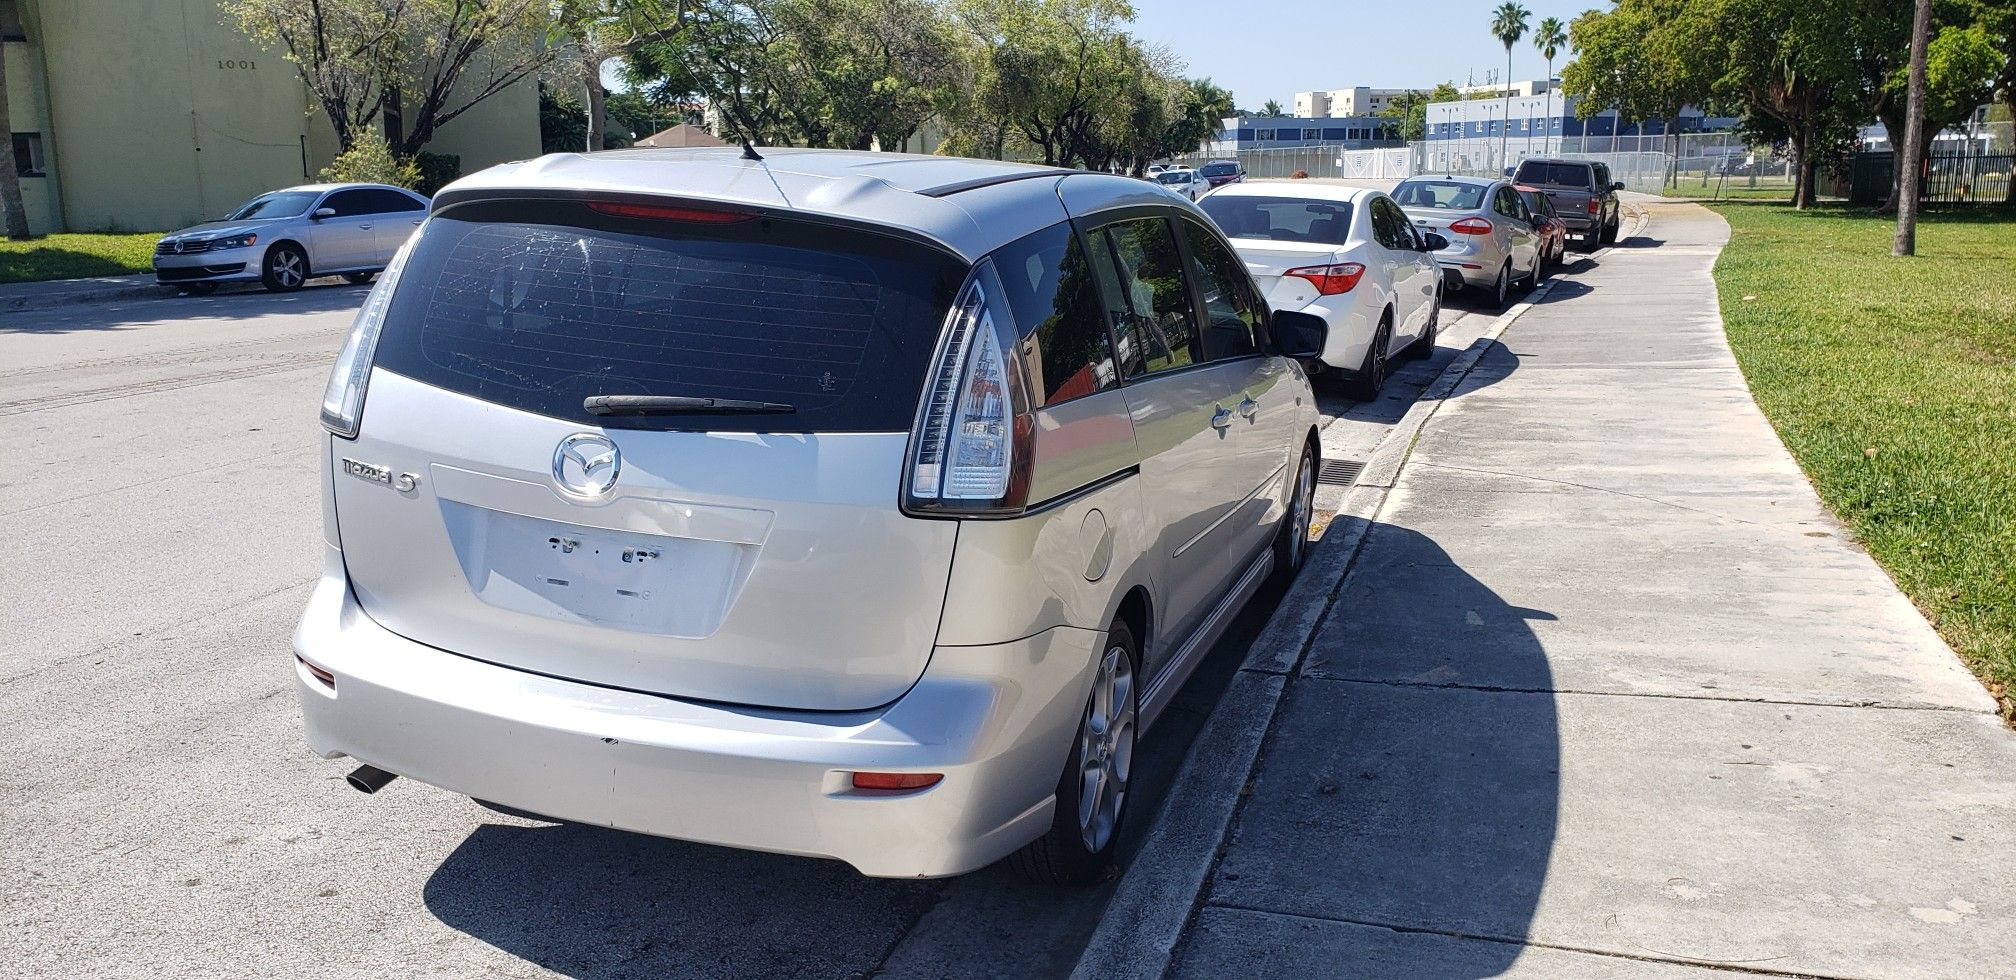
[12, 133, 44, 177]
[1299, 129, 1318, 140]
[0, 0, 25, 42]
[1255, 129, 1276, 141]
[1322, 127, 1348, 140]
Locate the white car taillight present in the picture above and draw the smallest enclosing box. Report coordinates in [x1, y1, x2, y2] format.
[906, 268, 1034, 516]
[319, 235, 416, 438]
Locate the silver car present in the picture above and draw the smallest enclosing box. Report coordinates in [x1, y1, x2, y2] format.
[153, 183, 429, 294]
[1390, 175, 1542, 310]
[295, 147, 1329, 883]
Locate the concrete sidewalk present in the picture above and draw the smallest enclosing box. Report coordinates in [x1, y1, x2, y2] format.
[0, 273, 173, 312]
[1106, 202, 2016, 978]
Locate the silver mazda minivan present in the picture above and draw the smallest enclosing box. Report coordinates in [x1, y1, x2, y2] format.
[295, 147, 1328, 883]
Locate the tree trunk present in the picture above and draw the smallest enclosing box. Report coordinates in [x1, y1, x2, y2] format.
[1876, 110, 1905, 214]
[1789, 129, 1809, 209]
[0, 38, 30, 239]
[585, 55, 608, 152]
[1895, 0, 1932, 256]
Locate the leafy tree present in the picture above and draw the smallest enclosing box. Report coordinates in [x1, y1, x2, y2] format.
[1876, 18, 2002, 208]
[316, 130, 423, 187]
[1378, 90, 1429, 141]
[1561, 0, 1716, 185]
[1489, 2, 1530, 165]
[556, 0, 691, 154]
[539, 84, 590, 152]
[1260, 99, 1284, 117]
[0, 34, 29, 238]
[1974, 0, 2016, 201]
[224, 0, 404, 153]
[1701, 0, 1868, 208]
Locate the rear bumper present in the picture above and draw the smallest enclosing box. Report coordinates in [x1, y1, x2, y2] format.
[1432, 241, 1504, 288]
[1557, 214, 1597, 233]
[292, 551, 1099, 878]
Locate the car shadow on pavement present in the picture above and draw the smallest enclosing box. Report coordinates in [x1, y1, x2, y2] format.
[0, 280, 370, 334]
[1201, 521, 1561, 978]
[422, 819, 942, 979]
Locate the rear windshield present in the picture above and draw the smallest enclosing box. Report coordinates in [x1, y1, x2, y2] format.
[1513, 161, 1593, 187]
[372, 200, 968, 432]
[1391, 180, 1487, 210]
[1199, 195, 1354, 245]
[1154, 172, 1194, 185]
[1198, 162, 1239, 177]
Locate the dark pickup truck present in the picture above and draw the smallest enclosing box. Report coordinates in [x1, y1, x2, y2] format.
[1512, 159, 1624, 251]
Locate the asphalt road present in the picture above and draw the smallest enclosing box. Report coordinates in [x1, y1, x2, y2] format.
[1, 280, 1492, 979]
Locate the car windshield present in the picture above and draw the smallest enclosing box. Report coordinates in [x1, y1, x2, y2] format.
[1155, 172, 1194, 185]
[1198, 162, 1238, 177]
[1392, 181, 1487, 210]
[1513, 161, 1593, 187]
[226, 191, 320, 220]
[1199, 195, 1354, 245]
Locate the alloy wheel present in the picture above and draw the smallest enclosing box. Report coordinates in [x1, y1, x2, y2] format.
[1288, 451, 1314, 569]
[273, 251, 304, 288]
[1076, 644, 1136, 853]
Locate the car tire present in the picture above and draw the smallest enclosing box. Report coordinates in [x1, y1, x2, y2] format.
[1602, 217, 1620, 244]
[1405, 289, 1439, 360]
[343, 271, 376, 285]
[1537, 243, 1554, 281]
[174, 283, 218, 296]
[1010, 620, 1140, 887]
[1346, 316, 1392, 400]
[1516, 256, 1538, 293]
[1270, 442, 1317, 587]
[1489, 263, 1511, 311]
[262, 243, 309, 292]
[1578, 232, 1598, 253]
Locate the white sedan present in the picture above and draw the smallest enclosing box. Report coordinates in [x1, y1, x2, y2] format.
[1199, 182, 1443, 399]
[1151, 168, 1211, 201]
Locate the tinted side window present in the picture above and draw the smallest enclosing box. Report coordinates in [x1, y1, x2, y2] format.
[364, 189, 425, 213]
[1368, 198, 1399, 248]
[1384, 199, 1422, 248]
[990, 223, 1116, 407]
[322, 189, 372, 216]
[1094, 217, 1200, 378]
[1176, 219, 1262, 361]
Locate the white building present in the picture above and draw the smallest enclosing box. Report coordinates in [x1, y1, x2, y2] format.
[1293, 87, 1416, 119]
[1457, 78, 1556, 100]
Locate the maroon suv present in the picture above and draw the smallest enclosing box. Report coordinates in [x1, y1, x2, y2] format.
[1197, 160, 1245, 187]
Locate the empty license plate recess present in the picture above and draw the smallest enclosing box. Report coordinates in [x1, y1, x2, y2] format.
[439, 501, 756, 637]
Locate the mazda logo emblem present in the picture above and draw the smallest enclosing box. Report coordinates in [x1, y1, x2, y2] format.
[553, 433, 621, 498]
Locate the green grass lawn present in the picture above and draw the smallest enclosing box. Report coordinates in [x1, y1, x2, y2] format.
[1711, 202, 2016, 720]
[0, 232, 162, 284]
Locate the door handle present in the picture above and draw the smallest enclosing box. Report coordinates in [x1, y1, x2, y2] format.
[1238, 396, 1258, 419]
[1211, 406, 1233, 429]
[358, 224, 372, 230]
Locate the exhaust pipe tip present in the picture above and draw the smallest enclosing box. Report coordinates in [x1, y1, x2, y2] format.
[346, 764, 397, 795]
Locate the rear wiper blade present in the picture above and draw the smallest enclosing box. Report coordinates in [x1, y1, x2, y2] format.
[584, 394, 796, 415]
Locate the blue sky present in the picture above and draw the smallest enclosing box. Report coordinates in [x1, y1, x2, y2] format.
[1128, 0, 1599, 110]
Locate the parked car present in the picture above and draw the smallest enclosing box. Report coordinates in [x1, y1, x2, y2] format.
[1197, 160, 1246, 187]
[1514, 184, 1567, 278]
[1390, 174, 1542, 310]
[1510, 158, 1624, 250]
[153, 183, 429, 294]
[1201, 182, 1442, 399]
[295, 147, 1329, 886]
[1152, 167, 1211, 200]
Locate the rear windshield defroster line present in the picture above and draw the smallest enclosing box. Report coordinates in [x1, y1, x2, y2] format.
[370, 199, 969, 433]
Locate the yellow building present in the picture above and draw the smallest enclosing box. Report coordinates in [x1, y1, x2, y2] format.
[2, 0, 539, 234]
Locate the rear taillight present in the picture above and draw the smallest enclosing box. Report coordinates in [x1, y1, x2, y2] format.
[319, 234, 417, 438]
[1587, 197, 1601, 214]
[1449, 217, 1494, 235]
[906, 268, 1035, 516]
[1286, 262, 1366, 295]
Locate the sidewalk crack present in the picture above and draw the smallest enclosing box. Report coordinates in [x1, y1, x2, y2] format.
[1302, 674, 1994, 714]
[1409, 460, 1761, 525]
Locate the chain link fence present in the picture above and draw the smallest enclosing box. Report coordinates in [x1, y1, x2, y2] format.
[1167, 144, 1410, 180]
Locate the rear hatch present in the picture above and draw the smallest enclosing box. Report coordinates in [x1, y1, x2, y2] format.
[1512, 162, 1595, 220]
[1196, 194, 1354, 308]
[331, 197, 969, 711]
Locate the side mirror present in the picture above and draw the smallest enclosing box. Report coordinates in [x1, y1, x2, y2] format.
[312, 207, 337, 220]
[1421, 232, 1449, 252]
[1611, 181, 1626, 191]
[1273, 309, 1329, 360]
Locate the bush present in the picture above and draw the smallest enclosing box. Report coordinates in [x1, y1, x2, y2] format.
[317, 132, 421, 189]
[414, 152, 461, 196]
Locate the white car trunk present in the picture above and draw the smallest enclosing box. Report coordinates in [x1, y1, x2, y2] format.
[1227, 238, 1343, 310]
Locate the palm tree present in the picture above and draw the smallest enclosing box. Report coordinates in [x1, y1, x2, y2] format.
[1261, 99, 1285, 118]
[1532, 16, 1567, 156]
[1489, 2, 1531, 170]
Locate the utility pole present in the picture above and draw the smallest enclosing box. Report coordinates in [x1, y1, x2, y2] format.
[1894, 0, 1932, 256]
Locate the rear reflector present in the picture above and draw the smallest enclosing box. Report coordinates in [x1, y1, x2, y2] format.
[851, 772, 944, 791]
[297, 655, 336, 688]
[588, 201, 753, 223]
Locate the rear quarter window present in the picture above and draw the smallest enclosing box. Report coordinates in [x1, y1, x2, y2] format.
[370, 199, 968, 433]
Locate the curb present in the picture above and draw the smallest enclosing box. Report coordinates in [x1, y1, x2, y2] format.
[1066, 239, 1603, 980]
[0, 279, 176, 313]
